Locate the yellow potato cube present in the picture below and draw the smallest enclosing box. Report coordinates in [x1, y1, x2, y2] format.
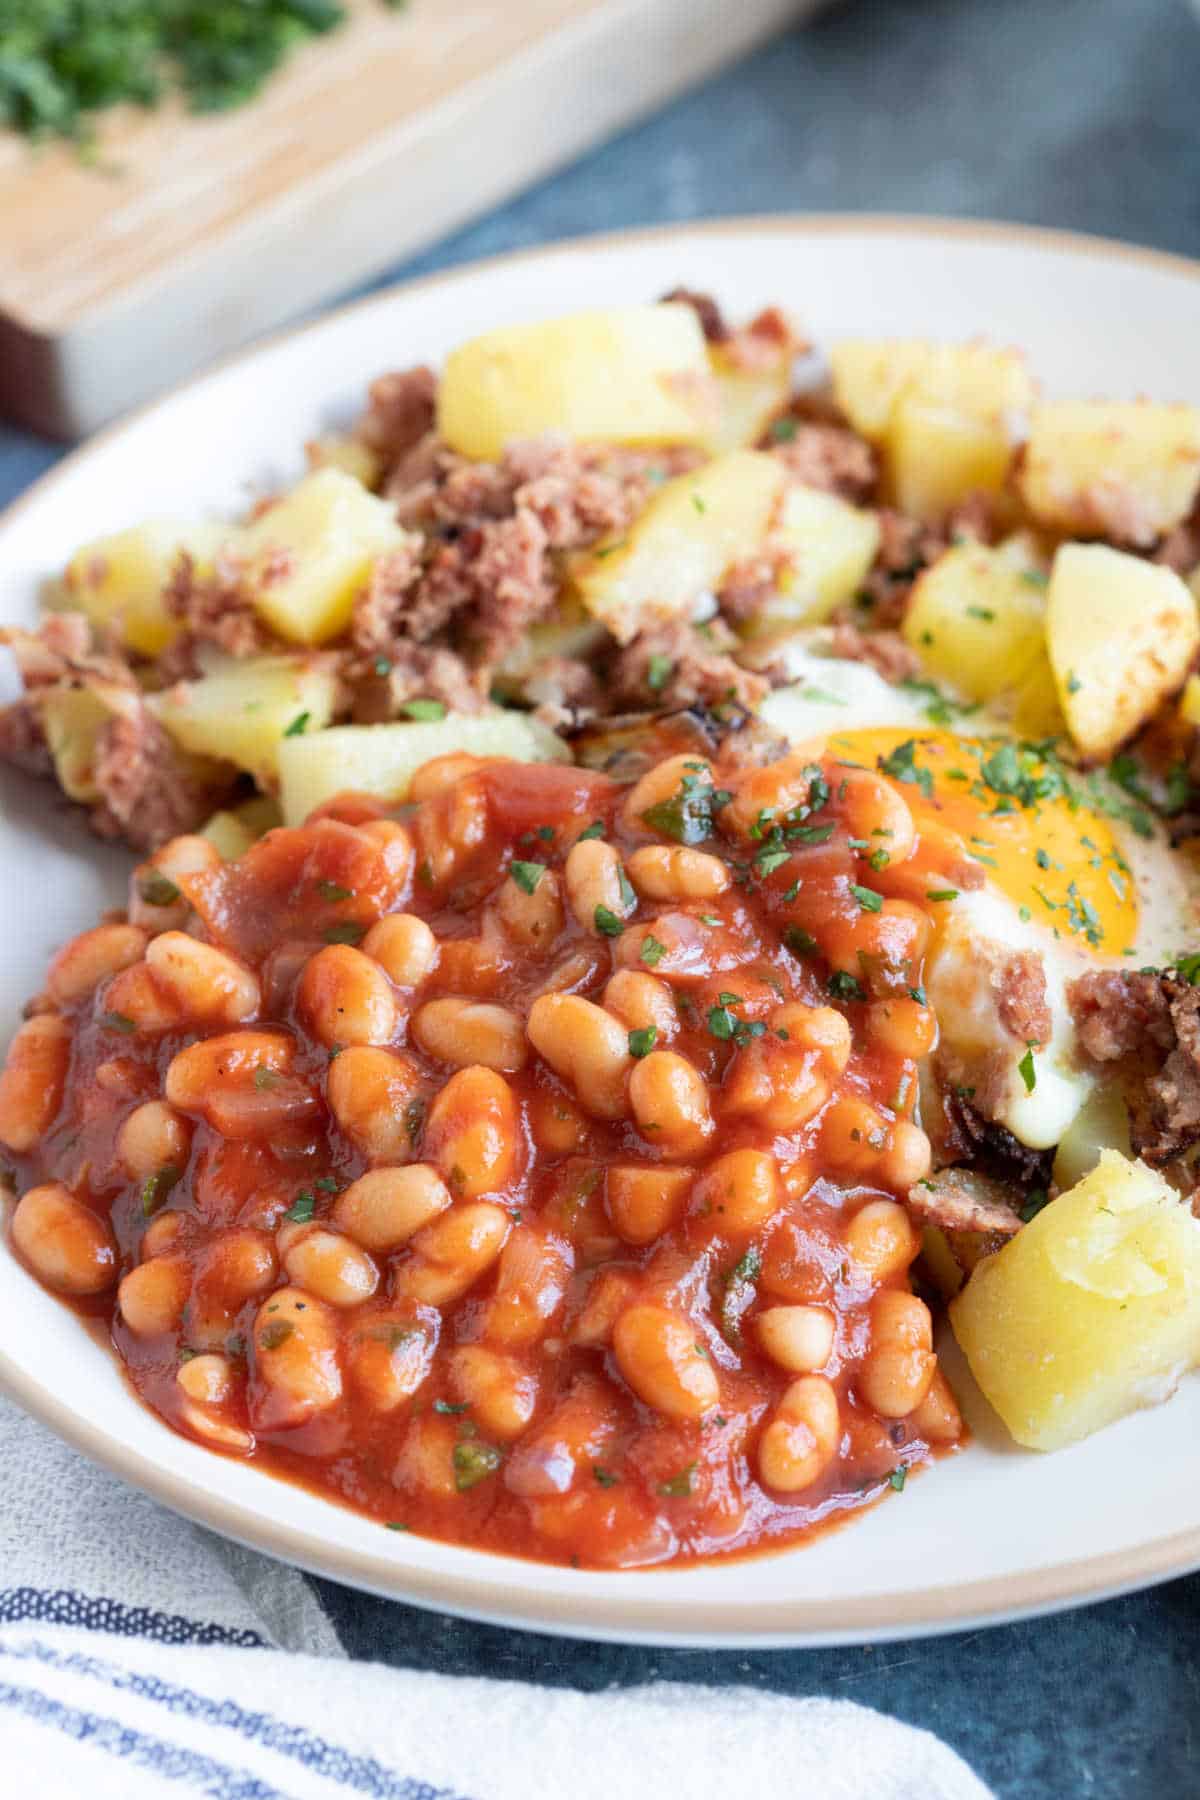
[200, 795, 283, 860]
[306, 434, 381, 489]
[150, 656, 339, 787]
[903, 541, 1048, 701]
[235, 469, 414, 647]
[887, 393, 1015, 522]
[703, 346, 793, 454]
[1018, 401, 1200, 546]
[1051, 1081, 1132, 1192]
[64, 521, 224, 658]
[278, 711, 568, 826]
[1181, 673, 1200, 729]
[40, 680, 137, 803]
[950, 1151, 1200, 1450]
[437, 306, 713, 461]
[828, 340, 935, 442]
[738, 483, 879, 633]
[1046, 543, 1199, 759]
[574, 449, 785, 644]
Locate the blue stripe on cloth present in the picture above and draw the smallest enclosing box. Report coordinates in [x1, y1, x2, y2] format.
[0, 1638, 472, 1800]
[0, 1588, 265, 1645]
[0, 1678, 285, 1799]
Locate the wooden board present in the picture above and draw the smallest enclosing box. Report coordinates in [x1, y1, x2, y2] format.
[0, 0, 812, 441]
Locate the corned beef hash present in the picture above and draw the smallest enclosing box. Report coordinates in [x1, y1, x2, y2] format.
[4, 294, 1200, 1567]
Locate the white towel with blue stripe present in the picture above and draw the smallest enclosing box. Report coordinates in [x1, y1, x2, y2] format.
[0, 1395, 990, 1799]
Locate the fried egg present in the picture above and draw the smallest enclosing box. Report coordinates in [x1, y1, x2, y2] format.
[761, 644, 1200, 1151]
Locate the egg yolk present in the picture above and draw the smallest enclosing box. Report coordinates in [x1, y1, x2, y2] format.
[826, 727, 1138, 957]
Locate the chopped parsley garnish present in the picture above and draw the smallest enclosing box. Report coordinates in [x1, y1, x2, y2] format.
[253, 1065, 279, 1089]
[617, 865, 637, 912]
[965, 605, 995, 622]
[628, 1026, 658, 1058]
[592, 1466, 620, 1487]
[908, 985, 927, 1005]
[1020, 569, 1049, 588]
[322, 921, 365, 945]
[785, 926, 818, 956]
[283, 711, 310, 737]
[850, 884, 883, 913]
[770, 416, 799, 441]
[594, 904, 624, 937]
[140, 1165, 179, 1217]
[1019, 1188, 1051, 1223]
[433, 1399, 469, 1415]
[537, 825, 556, 843]
[577, 820, 606, 842]
[1017, 1045, 1037, 1094]
[878, 739, 933, 799]
[316, 879, 354, 901]
[374, 657, 393, 677]
[259, 1320, 294, 1351]
[453, 1440, 502, 1491]
[925, 888, 958, 902]
[138, 871, 181, 908]
[641, 769, 721, 845]
[286, 1191, 316, 1223]
[315, 1176, 338, 1192]
[1175, 952, 1200, 986]
[691, 491, 707, 514]
[755, 847, 791, 877]
[385, 1522, 410, 1532]
[510, 860, 545, 895]
[707, 1004, 765, 1045]
[100, 1011, 136, 1034]
[401, 698, 447, 722]
[639, 935, 666, 967]
[828, 970, 865, 1002]
[646, 654, 673, 692]
[888, 1466, 908, 1492]
[1066, 671, 1082, 695]
[658, 1461, 697, 1497]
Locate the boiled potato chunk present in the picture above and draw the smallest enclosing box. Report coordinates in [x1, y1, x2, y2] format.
[494, 599, 607, 692]
[703, 346, 792, 454]
[234, 469, 414, 647]
[1018, 401, 1200, 546]
[200, 795, 283, 860]
[64, 520, 225, 657]
[40, 679, 138, 803]
[1180, 673, 1200, 729]
[574, 449, 785, 644]
[950, 1151, 1200, 1450]
[903, 541, 1048, 701]
[741, 483, 879, 633]
[827, 340, 935, 442]
[1052, 1081, 1132, 1192]
[150, 656, 338, 787]
[278, 711, 568, 826]
[887, 393, 1013, 522]
[437, 306, 713, 460]
[1046, 543, 1199, 758]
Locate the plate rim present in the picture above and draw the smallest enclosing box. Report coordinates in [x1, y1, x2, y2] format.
[5, 210, 1200, 1646]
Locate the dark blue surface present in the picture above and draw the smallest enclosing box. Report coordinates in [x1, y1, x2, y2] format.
[5, 1, 1200, 1792]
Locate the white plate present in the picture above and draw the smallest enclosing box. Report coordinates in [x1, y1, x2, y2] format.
[4, 216, 1200, 1648]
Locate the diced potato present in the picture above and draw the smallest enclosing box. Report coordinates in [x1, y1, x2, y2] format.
[950, 1151, 1200, 1450]
[201, 795, 283, 860]
[278, 711, 569, 826]
[234, 469, 414, 647]
[1179, 672, 1200, 729]
[1018, 401, 1200, 546]
[64, 520, 225, 657]
[1010, 652, 1067, 738]
[703, 346, 792, 454]
[902, 541, 1048, 701]
[437, 306, 713, 461]
[1046, 543, 1199, 758]
[306, 434, 381, 489]
[494, 599, 608, 691]
[40, 680, 137, 803]
[573, 450, 785, 644]
[1052, 1081, 1132, 1192]
[739, 484, 879, 634]
[887, 392, 1014, 522]
[827, 340, 935, 443]
[149, 656, 339, 787]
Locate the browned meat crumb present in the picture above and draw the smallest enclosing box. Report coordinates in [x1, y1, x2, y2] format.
[722, 306, 805, 372]
[992, 946, 1052, 1046]
[1068, 969, 1174, 1063]
[828, 620, 922, 684]
[348, 645, 487, 723]
[89, 710, 220, 851]
[659, 287, 730, 343]
[355, 366, 438, 472]
[772, 425, 876, 502]
[0, 698, 52, 777]
[164, 550, 267, 662]
[525, 656, 604, 732]
[612, 620, 769, 713]
[930, 1082, 1056, 1189]
[471, 511, 558, 663]
[853, 509, 949, 625]
[906, 1170, 1024, 1238]
[717, 545, 790, 627]
[1069, 970, 1200, 1166]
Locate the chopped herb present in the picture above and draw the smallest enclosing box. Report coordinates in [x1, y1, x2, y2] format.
[790, 822, 835, 845]
[178, 1347, 198, 1363]
[259, 1320, 294, 1351]
[868, 847, 891, 872]
[828, 971, 865, 1002]
[785, 926, 818, 956]
[1017, 1045, 1037, 1094]
[537, 825, 556, 843]
[577, 820, 606, 842]
[878, 739, 933, 799]
[140, 1165, 179, 1217]
[374, 657, 393, 677]
[755, 847, 791, 877]
[770, 416, 799, 441]
[433, 1399, 469, 1415]
[385, 1522, 410, 1532]
[707, 1004, 737, 1041]
[617, 866, 638, 912]
[1020, 569, 1049, 588]
[1066, 672, 1082, 695]
[594, 904, 624, 937]
[628, 1026, 658, 1058]
[253, 1065, 279, 1090]
[100, 1011, 136, 1034]
[453, 1439, 502, 1491]
[698, 913, 721, 927]
[286, 1191, 316, 1223]
[965, 605, 995, 622]
[283, 711, 310, 737]
[1034, 848, 1051, 871]
[1175, 952, 1200, 986]
[850, 884, 884, 913]
[717, 991, 742, 1006]
[908, 986, 927, 1005]
[592, 537, 628, 559]
[316, 1176, 338, 1193]
[592, 1466, 620, 1487]
[658, 1461, 697, 1497]
[647, 654, 673, 692]
[641, 769, 719, 845]
[322, 921, 365, 945]
[639, 935, 666, 967]
[926, 888, 958, 903]
[1019, 1187, 1051, 1223]
[138, 871, 181, 908]
[510, 860, 545, 895]
[691, 491, 707, 514]
[888, 1466, 908, 1492]
[316, 879, 354, 901]
[401, 698, 447, 722]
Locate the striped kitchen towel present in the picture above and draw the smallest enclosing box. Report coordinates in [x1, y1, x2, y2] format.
[0, 1395, 990, 1799]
